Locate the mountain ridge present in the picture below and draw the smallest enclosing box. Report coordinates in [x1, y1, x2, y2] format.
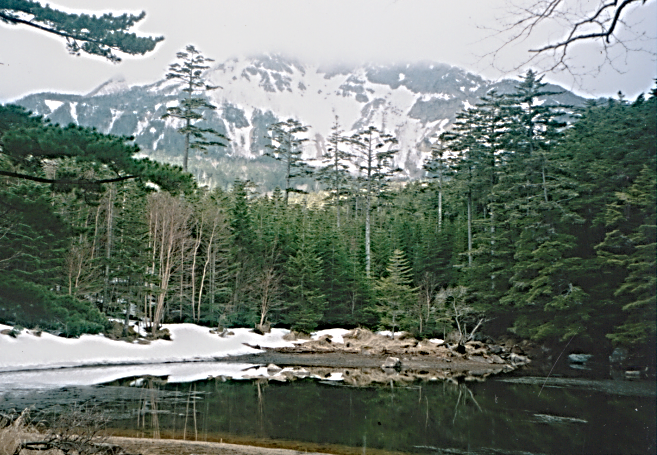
[14, 55, 589, 189]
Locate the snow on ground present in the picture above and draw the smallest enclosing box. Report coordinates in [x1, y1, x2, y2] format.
[0, 323, 294, 373]
[0, 323, 353, 390]
[376, 330, 408, 339]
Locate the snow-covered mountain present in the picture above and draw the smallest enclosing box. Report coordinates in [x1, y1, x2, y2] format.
[15, 55, 587, 189]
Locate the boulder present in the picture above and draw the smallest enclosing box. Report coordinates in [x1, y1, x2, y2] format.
[344, 327, 377, 341]
[489, 354, 505, 364]
[210, 328, 235, 337]
[510, 353, 530, 366]
[568, 353, 593, 364]
[146, 328, 171, 341]
[469, 348, 488, 356]
[316, 334, 333, 345]
[253, 323, 271, 335]
[488, 344, 504, 354]
[266, 364, 282, 374]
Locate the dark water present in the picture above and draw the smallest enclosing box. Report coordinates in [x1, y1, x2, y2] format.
[1, 371, 654, 455]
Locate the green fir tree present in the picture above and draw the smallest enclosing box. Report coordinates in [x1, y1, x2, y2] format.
[374, 249, 417, 338]
[162, 45, 228, 172]
[0, 0, 163, 62]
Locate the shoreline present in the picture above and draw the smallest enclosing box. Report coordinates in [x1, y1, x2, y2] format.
[212, 351, 512, 384]
[107, 434, 410, 455]
[107, 435, 339, 455]
[1, 325, 530, 386]
[0, 351, 515, 388]
[220, 350, 510, 369]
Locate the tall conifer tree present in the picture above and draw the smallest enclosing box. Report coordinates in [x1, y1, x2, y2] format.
[265, 118, 312, 205]
[374, 249, 417, 338]
[162, 45, 228, 172]
[318, 116, 352, 229]
[349, 126, 399, 277]
[283, 213, 326, 333]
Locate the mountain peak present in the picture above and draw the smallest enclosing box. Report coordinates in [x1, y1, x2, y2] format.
[86, 76, 130, 97]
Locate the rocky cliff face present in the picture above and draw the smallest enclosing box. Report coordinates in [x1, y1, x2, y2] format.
[15, 55, 587, 189]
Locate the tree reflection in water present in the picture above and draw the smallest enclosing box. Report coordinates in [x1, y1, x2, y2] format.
[256, 379, 266, 437]
[9, 372, 649, 454]
[183, 382, 198, 441]
[136, 377, 162, 439]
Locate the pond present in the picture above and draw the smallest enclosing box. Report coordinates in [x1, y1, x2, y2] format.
[0, 364, 654, 455]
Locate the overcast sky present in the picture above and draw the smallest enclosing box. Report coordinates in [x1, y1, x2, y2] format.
[1, 0, 655, 103]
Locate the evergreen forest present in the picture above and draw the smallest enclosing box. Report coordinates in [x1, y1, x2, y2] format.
[1, 72, 655, 362]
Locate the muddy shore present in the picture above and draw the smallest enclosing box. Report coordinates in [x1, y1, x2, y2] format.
[216, 350, 502, 371]
[107, 436, 337, 455]
[207, 328, 528, 385]
[214, 351, 512, 384]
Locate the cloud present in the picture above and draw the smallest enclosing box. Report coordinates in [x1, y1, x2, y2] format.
[1, 0, 654, 102]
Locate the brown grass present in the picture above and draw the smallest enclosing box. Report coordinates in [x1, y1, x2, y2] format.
[0, 406, 124, 455]
[0, 411, 61, 455]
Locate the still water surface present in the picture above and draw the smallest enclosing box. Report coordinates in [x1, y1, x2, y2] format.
[0, 367, 654, 455]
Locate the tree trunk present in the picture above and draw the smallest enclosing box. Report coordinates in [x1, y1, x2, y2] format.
[365, 139, 372, 278]
[102, 185, 114, 312]
[467, 192, 473, 267]
[490, 209, 495, 291]
[183, 124, 190, 172]
[542, 159, 549, 202]
[438, 161, 443, 232]
[190, 216, 204, 321]
[285, 134, 292, 205]
[179, 238, 185, 321]
[334, 137, 341, 230]
[197, 220, 217, 322]
[438, 190, 442, 232]
[148, 194, 190, 334]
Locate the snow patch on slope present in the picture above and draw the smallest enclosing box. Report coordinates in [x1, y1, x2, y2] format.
[70, 102, 78, 123]
[44, 100, 63, 113]
[107, 108, 122, 133]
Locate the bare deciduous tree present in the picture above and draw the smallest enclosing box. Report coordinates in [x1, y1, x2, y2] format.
[147, 192, 192, 334]
[254, 249, 283, 333]
[192, 199, 229, 322]
[417, 272, 441, 335]
[487, 0, 655, 79]
[435, 286, 487, 345]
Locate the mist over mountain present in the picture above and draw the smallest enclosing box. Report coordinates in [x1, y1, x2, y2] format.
[15, 55, 587, 190]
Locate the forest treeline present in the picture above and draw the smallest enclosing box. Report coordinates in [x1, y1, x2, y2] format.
[0, 72, 654, 359]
